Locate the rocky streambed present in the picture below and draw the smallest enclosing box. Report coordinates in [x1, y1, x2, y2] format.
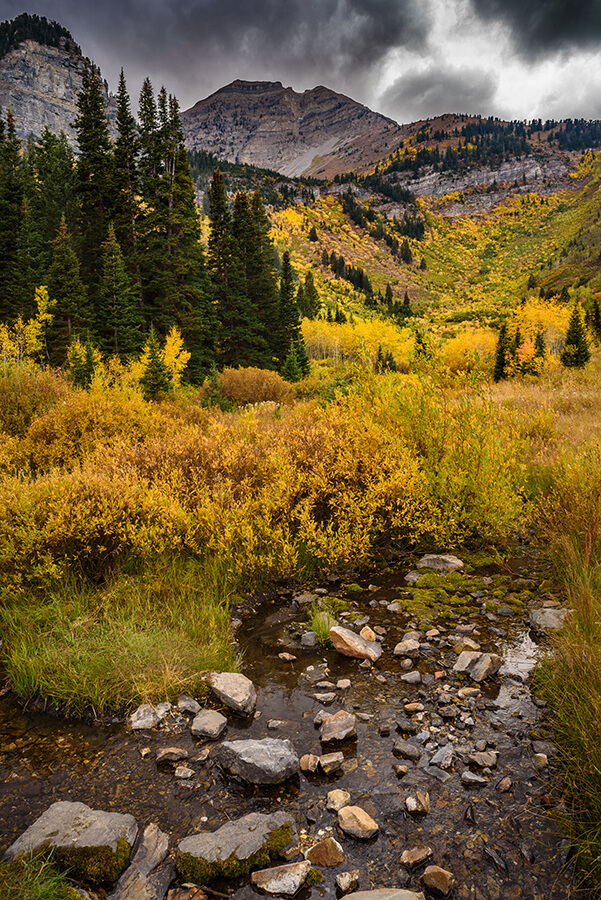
[0, 550, 578, 899]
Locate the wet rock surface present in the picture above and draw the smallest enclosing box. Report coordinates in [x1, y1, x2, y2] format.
[0, 550, 580, 899]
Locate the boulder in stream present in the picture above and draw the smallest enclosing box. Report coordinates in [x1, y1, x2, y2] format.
[176, 811, 296, 883]
[416, 554, 463, 574]
[320, 710, 357, 743]
[4, 800, 138, 886]
[329, 626, 382, 662]
[208, 672, 256, 715]
[214, 738, 299, 783]
[452, 650, 502, 682]
[530, 608, 569, 631]
[191, 710, 227, 740]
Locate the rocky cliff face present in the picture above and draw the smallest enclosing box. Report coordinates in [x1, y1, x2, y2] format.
[182, 80, 405, 178]
[0, 39, 113, 145]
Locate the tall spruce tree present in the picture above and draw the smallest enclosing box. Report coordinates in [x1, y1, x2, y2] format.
[46, 218, 89, 364]
[493, 323, 509, 381]
[74, 61, 115, 301]
[97, 223, 143, 358]
[140, 325, 170, 400]
[277, 250, 301, 367]
[0, 110, 24, 319]
[208, 170, 266, 368]
[113, 69, 142, 304]
[560, 302, 590, 368]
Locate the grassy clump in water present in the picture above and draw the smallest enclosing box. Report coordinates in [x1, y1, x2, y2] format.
[1, 556, 237, 711]
[308, 597, 349, 645]
[0, 853, 80, 900]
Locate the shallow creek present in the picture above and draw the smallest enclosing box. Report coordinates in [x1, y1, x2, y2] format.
[0, 551, 579, 899]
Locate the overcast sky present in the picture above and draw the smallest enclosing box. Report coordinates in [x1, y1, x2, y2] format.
[4, 0, 601, 123]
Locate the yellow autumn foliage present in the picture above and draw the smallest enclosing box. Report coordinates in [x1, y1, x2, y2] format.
[302, 318, 414, 367]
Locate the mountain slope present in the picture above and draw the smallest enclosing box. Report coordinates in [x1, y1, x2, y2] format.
[182, 79, 405, 178]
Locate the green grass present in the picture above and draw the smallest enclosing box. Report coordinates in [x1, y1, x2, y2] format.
[531, 446, 601, 895]
[0, 556, 238, 711]
[0, 853, 80, 900]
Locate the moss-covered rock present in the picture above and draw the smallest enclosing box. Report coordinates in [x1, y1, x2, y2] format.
[176, 812, 296, 884]
[3, 801, 137, 887]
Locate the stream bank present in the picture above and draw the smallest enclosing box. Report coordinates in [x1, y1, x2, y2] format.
[0, 548, 579, 899]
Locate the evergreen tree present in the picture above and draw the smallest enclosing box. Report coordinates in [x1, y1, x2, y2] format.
[303, 270, 320, 319]
[308, 224, 318, 242]
[113, 69, 141, 301]
[296, 337, 311, 377]
[97, 223, 143, 358]
[208, 171, 266, 368]
[296, 282, 306, 317]
[140, 325, 170, 399]
[385, 283, 393, 305]
[281, 342, 302, 382]
[277, 250, 301, 367]
[559, 285, 570, 303]
[74, 61, 115, 299]
[402, 292, 412, 317]
[400, 238, 412, 264]
[534, 328, 546, 359]
[526, 273, 537, 290]
[560, 302, 591, 368]
[31, 128, 77, 266]
[69, 335, 97, 388]
[321, 248, 329, 267]
[0, 110, 24, 319]
[493, 323, 509, 381]
[420, 256, 427, 270]
[46, 218, 89, 364]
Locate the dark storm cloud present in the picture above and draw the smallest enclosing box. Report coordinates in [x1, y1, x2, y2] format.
[469, 0, 601, 58]
[379, 65, 498, 121]
[1, 1, 430, 107]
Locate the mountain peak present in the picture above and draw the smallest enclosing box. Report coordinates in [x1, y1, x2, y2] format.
[182, 79, 404, 178]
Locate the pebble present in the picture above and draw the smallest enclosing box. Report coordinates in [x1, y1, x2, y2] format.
[461, 771, 487, 787]
[405, 791, 430, 815]
[326, 789, 351, 812]
[335, 870, 360, 893]
[305, 836, 345, 866]
[393, 740, 422, 762]
[177, 696, 201, 715]
[337, 679, 351, 690]
[279, 653, 297, 661]
[299, 754, 320, 774]
[421, 864, 456, 897]
[401, 845, 433, 870]
[174, 765, 195, 779]
[319, 752, 344, 774]
[156, 747, 189, 764]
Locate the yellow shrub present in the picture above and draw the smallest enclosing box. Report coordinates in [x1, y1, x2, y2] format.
[219, 367, 294, 405]
[441, 328, 496, 373]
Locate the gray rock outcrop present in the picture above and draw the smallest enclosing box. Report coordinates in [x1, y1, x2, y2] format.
[4, 801, 138, 885]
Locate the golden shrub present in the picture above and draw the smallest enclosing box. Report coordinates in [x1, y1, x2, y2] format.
[218, 367, 294, 405]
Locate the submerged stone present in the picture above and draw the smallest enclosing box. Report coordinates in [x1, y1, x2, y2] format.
[251, 860, 311, 896]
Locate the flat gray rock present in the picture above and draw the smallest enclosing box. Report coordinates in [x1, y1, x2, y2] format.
[416, 554, 463, 573]
[329, 626, 382, 662]
[178, 696, 201, 715]
[176, 811, 296, 883]
[130, 704, 160, 730]
[209, 672, 256, 715]
[214, 738, 299, 784]
[530, 608, 569, 631]
[453, 650, 502, 682]
[251, 861, 311, 896]
[429, 744, 454, 769]
[393, 740, 422, 762]
[107, 823, 172, 900]
[191, 710, 227, 740]
[4, 801, 138, 886]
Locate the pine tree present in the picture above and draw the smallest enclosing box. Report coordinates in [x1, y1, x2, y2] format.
[296, 337, 311, 377]
[400, 238, 412, 264]
[420, 256, 427, 270]
[0, 110, 24, 319]
[385, 283, 393, 305]
[276, 250, 301, 367]
[31, 128, 77, 267]
[493, 323, 509, 381]
[74, 61, 115, 299]
[208, 171, 265, 368]
[281, 343, 302, 382]
[113, 69, 142, 304]
[140, 325, 170, 399]
[303, 270, 320, 319]
[46, 218, 89, 364]
[68, 335, 97, 388]
[308, 224, 318, 242]
[98, 223, 143, 358]
[534, 328, 546, 359]
[560, 302, 591, 368]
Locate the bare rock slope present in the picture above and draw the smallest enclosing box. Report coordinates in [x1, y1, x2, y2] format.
[182, 79, 404, 178]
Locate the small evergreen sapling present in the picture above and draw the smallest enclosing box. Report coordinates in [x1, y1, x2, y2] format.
[140, 325, 170, 399]
[560, 302, 590, 368]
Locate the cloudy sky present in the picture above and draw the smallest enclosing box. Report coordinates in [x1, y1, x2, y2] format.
[4, 0, 601, 123]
